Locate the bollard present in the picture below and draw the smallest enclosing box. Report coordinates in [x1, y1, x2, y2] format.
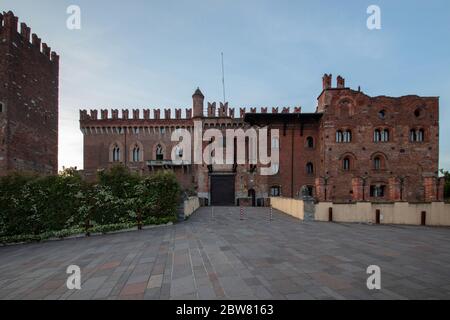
[137, 211, 142, 230]
[328, 207, 333, 222]
[211, 207, 214, 219]
[269, 205, 273, 221]
[240, 206, 244, 220]
[85, 219, 92, 237]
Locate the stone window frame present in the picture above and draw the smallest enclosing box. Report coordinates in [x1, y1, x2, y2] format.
[336, 129, 352, 143]
[374, 128, 390, 143]
[410, 128, 425, 143]
[130, 141, 144, 163]
[109, 142, 123, 163]
[339, 152, 356, 172]
[370, 152, 388, 171]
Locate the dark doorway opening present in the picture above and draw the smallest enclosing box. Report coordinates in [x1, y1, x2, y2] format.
[248, 189, 256, 207]
[210, 175, 235, 206]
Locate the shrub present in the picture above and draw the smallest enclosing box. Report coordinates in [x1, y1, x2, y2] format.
[143, 171, 181, 218]
[0, 167, 181, 241]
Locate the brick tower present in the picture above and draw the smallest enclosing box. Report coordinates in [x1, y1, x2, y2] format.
[0, 11, 59, 175]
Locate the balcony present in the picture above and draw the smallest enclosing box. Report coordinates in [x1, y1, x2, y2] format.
[146, 160, 191, 168]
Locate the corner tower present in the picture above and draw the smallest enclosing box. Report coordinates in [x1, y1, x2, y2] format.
[0, 11, 59, 175]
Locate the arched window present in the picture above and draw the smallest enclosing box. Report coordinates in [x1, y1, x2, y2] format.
[306, 137, 314, 148]
[343, 130, 352, 143]
[410, 129, 417, 142]
[343, 157, 351, 171]
[417, 129, 424, 142]
[374, 129, 381, 142]
[378, 110, 386, 119]
[374, 156, 382, 170]
[112, 145, 120, 162]
[132, 145, 140, 162]
[336, 131, 343, 143]
[380, 129, 389, 142]
[306, 162, 314, 175]
[410, 129, 425, 142]
[156, 144, 164, 160]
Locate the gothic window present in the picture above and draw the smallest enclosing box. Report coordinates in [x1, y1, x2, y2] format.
[417, 129, 424, 142]
[306, 162, 314, 175]
[343, 130, 352, 143]
[374, 129, 381, 142]
[112, 145, 120, 162]
[156, 144, 164, 160]
[270, 186, 281, 197]
[132, 145, 140, 162]
[374, 156, 382, 170]
[380, 129, 389, 142]
[410, 129, 425, 142]
[343, 157, 351, 171]
[133, 127, 139, 134]
[306, 137, 314, 148]
[336, 130, 351, 143]
[336, 131, 343, 143]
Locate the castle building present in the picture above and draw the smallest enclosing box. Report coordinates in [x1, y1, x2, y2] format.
[0, 11, 59, 175]
[80, 74, 444, 205]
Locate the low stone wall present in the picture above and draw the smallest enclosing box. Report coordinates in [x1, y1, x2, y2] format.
[316, 201, 450, 226]
[184, 197, 200, 218]
[270, 197, 305, 220]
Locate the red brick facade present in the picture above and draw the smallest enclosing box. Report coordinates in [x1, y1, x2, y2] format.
[80, 74, 442, 204]
[0, 11, 59, 175]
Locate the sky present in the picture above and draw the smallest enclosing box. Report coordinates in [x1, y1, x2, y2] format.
[2, 0, 450, 171]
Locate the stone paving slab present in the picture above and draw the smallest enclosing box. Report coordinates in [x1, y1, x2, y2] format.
[1, 206, 450, 300]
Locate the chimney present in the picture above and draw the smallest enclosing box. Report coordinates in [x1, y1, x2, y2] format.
[337, 75, 345, 88]
[322, 74, 332, 90]
[192, 88, 204, 118]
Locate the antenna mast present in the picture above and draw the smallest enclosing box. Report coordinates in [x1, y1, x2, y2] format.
[221, 52, 226, 104]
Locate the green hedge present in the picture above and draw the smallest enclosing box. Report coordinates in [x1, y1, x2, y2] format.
[0, 166, 180, 243]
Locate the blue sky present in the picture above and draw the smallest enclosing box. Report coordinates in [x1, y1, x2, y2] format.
[3, 0, 450, 171]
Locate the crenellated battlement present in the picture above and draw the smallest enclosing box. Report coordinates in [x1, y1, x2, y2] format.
[0, 11, 59, 64]
[80, 104, 303, 122]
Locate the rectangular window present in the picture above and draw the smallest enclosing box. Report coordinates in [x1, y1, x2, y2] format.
[270, 186, 281, 197]
[0, 103, 3, 113]
[370, 185, 385, 198]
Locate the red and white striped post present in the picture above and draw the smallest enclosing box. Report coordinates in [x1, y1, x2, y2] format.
[240, 205, 244, 220]
[269, 205, 273, 221]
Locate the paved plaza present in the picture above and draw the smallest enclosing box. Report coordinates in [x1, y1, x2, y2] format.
[0, 207, 450, 300]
